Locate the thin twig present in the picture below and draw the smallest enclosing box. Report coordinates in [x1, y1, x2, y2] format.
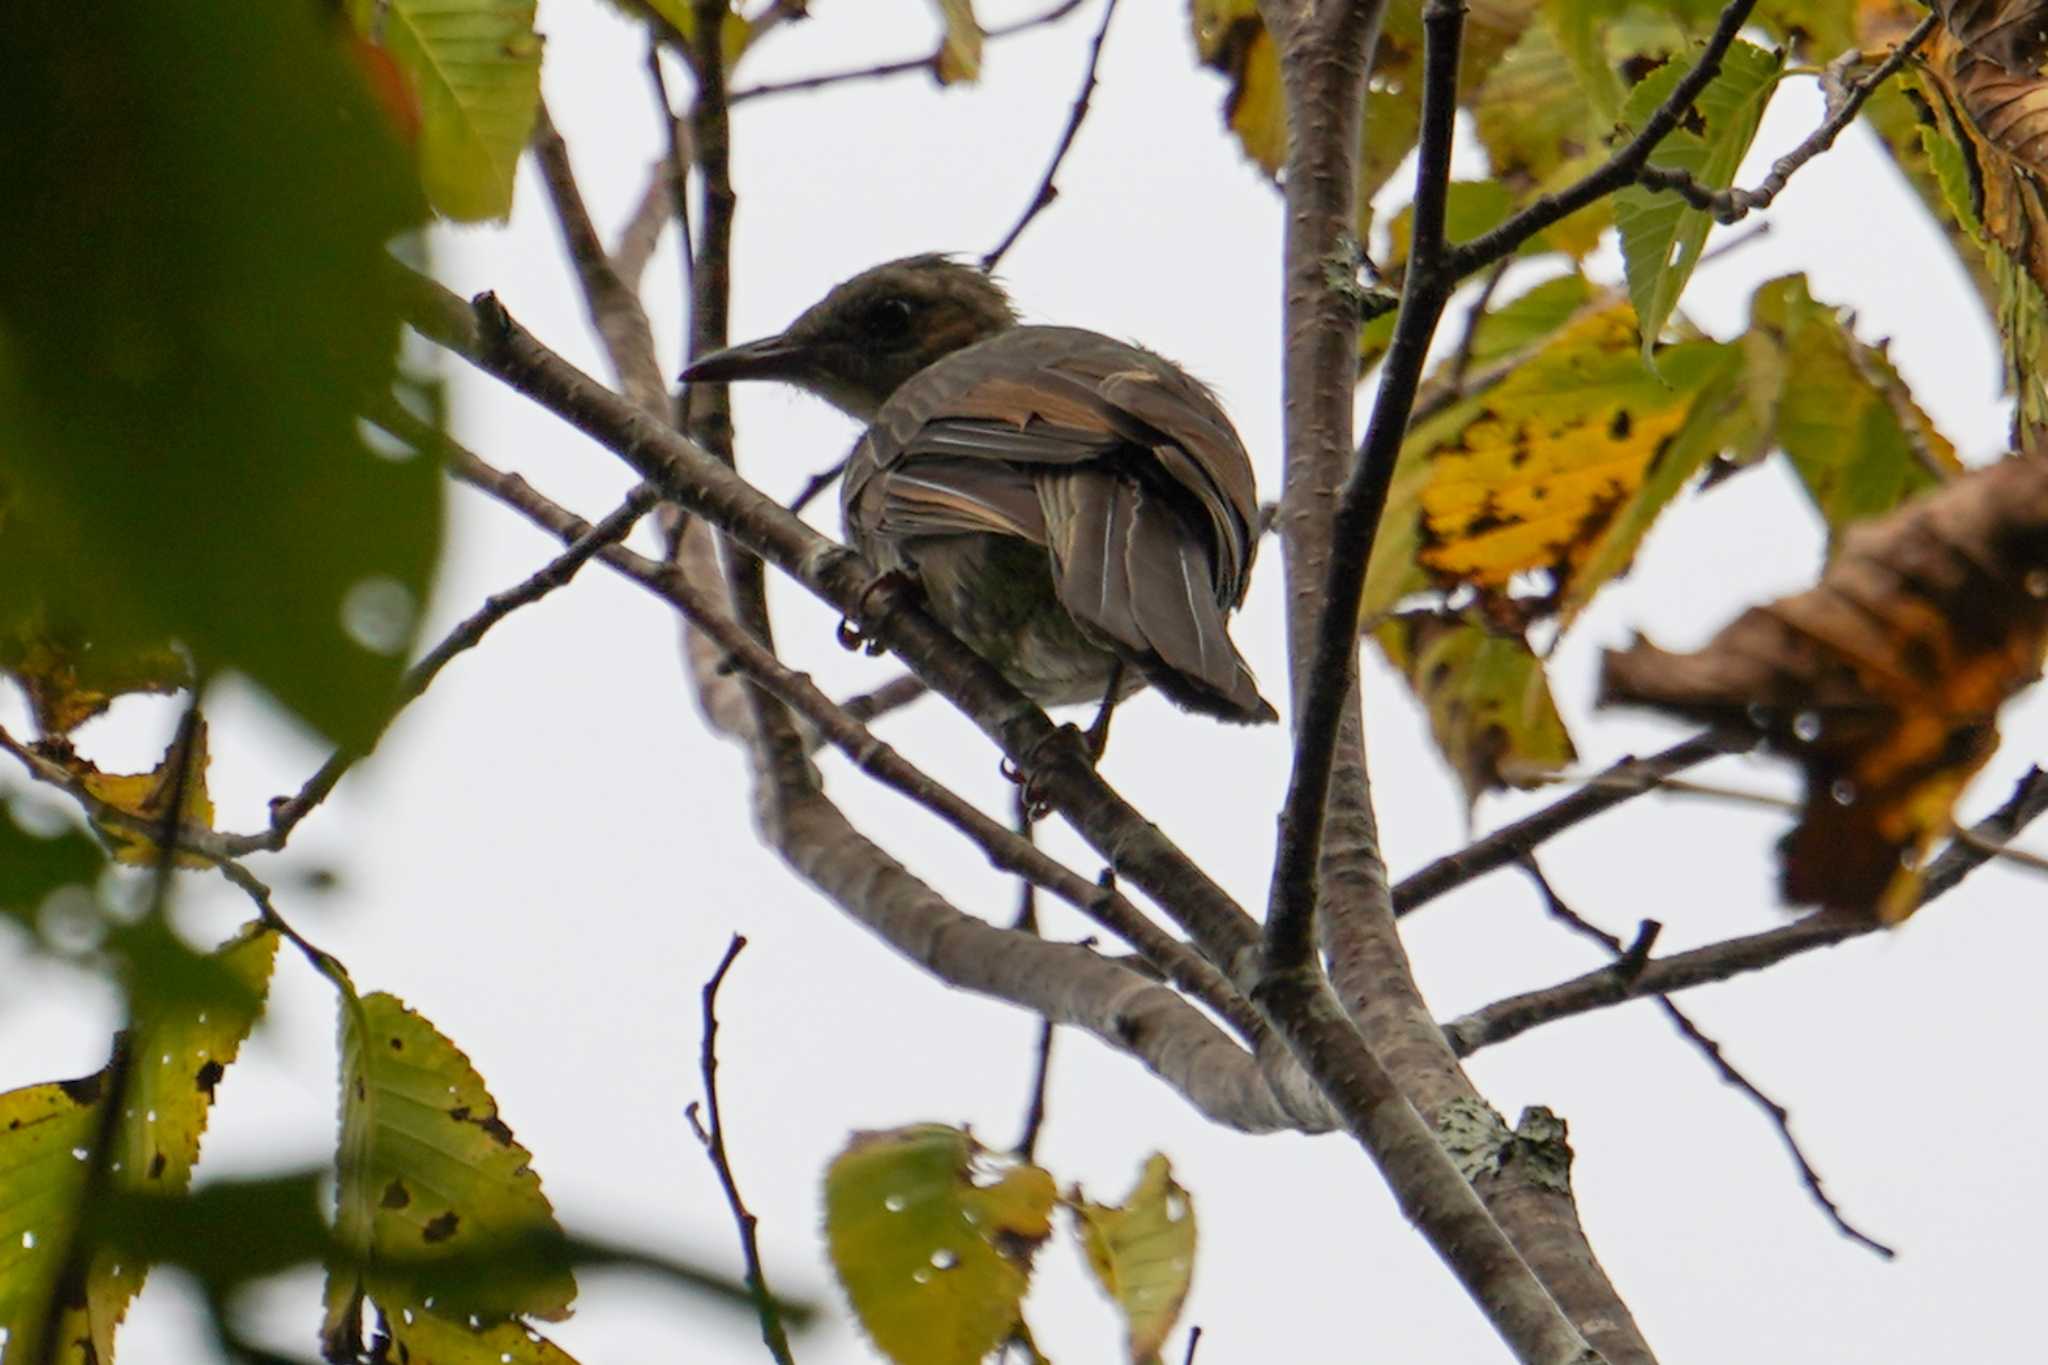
[837, 674, 929, 727]
[688, 936, 798, 1365]
[1182, 1325, 1203, 1365]
[727, 0, 1087, 103]
[1634, 16, 1939, 224]
[1447, 0, 1763, 279]
[1445, 257, 1512, 395]
[788, 454, 850, 515]
[647, 42, 695, 308]
[1394, 728, 1753, 916]
[981, 0, 1120, 270]
[257, 471, 661, 853]
[1519, 859, 1895, 1259]
[1445, 767, 2048, 1055]
[1012, 788, 1056, 1162]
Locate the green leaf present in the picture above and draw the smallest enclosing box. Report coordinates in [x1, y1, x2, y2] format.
[321, 990, 575, 1359]
[350, 0, 545, 222]
[0, 801, 104, 932]
[1069, 1155, 1196, 1365]
[0, 1072, 102, 1358]
[0, 3, 444, 752]
[1374, 611, 1576, 804]
[1743, 274, 1964, 534]
[1464, 273, 1597, 367]
[1614, 38, 1783, 362]
[824, 1124, 1055, 1365]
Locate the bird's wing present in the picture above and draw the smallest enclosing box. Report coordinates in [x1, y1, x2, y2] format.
[850, 327, 1259, 605]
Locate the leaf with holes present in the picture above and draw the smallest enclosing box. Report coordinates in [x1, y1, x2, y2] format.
[1069, 1155, 1197, 1365]
[824, 1124, 1055, 1365]
[1602, 454, 2048, 918]
[320, 990, 575, 1359]
[1614, 38, 1782, 361]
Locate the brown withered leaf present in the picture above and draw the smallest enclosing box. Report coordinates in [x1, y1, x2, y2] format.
[1600, 454, 2048, 919]
[1918, 14, 2048, 296]
[1932, 0, 2048, 71]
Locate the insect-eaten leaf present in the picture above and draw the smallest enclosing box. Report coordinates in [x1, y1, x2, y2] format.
[0, 925, 277, 1359]
[1375, 611, 1577, 805]
[0, 621, 189, 739]
[1601, 454, 2048, 919]
[61, 717, 217, 869]
[321, 990, 577, 1361]
[1614, 38, 1782, 362]
[1743, 274, 1963, 533]
[824, 1123, 1055, 1365]
[1069, 1154, 1196, 1365]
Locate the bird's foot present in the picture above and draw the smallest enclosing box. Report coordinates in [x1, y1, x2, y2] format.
[836, 569, 918, 656]
[1000, 724, 1093, 822]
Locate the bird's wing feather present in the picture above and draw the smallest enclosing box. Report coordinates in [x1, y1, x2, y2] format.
[862, 456, 1048, 543]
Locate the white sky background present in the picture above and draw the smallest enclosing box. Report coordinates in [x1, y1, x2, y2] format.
[5, 2, 2048, 1361]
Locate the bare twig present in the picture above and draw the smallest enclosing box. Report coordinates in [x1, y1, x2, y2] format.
[1394, 729, 1752, 916]
[788, 454, 851, 515]
[1634, 16, 1939, 224]
[981, 0, 1120, 270]
[688, 936, 798, 1365]
[1446, 768, 2048, 1055]
[727, 0, 1087, 104]
[1447, 0, 1763, 279]
[837, 674, 929, 727]
[256, 473, 661, 853]
[1445, 258, 1512, 395]
[1519, 859, 1894, 1259]
[1012, 788, 1057, 1162]
[613, 159, 676, 290]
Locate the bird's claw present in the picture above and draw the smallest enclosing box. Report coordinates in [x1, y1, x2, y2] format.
[1001, 724, 1092, 822]
[837, 570, 915, 656]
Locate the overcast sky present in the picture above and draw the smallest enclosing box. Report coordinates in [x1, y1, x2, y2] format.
[6, 2, 2047, 1362]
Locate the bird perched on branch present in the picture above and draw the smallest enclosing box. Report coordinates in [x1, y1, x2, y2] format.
[680, 255, 1276, 755]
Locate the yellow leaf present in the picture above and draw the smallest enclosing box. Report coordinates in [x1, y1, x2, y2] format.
[1375, 611, 1576, 804]
[824, 1124, 1055, 1365]
[72, 717, 215, 867]
[932, 0, 984, 85]
[0, 1074, 102, 1360]
[321, 991, 574, 1359]
[1408, 305, 1734, 617]
[1069, 1154, 1196, 1364]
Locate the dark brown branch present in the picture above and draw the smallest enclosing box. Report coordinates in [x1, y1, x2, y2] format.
[1265, 0, 1464, 972]
[1446, 0, 1762, 280]
[1518, 859, 1894, 1259]
[1394, 729, 1753, 916]
[1447, 767, 2048, 1055]
[787, 454, 850, 515]
[837, 673, 928, 727]
[1633, 16, 1938, 224]
[726, 0, 1087, 103]
[981, 0, 1119, 270]
[686, 936, 797, 1365]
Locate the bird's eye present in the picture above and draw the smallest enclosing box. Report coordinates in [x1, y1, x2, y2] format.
[862, 297, 915, 341]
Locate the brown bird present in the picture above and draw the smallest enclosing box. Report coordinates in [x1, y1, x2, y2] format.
[680, 255, 1276, 752]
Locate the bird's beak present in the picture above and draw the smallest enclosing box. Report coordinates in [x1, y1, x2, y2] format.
[678, 333, 808, 385]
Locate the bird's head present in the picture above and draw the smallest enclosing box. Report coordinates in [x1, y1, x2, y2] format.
[679, 255, 1020, 420]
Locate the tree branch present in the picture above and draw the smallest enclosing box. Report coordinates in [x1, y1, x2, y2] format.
[981, 0, 1119, 270]
[1446, 0, 1762, 280]
[1394, 729, 1753, 916]
[1446, 768, 2048, 1056]
[1633, 16, 1938, 225]
[726, 0, 1087, 104]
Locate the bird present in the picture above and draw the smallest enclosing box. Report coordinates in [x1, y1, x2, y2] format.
[679, 254, 1277, 756]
